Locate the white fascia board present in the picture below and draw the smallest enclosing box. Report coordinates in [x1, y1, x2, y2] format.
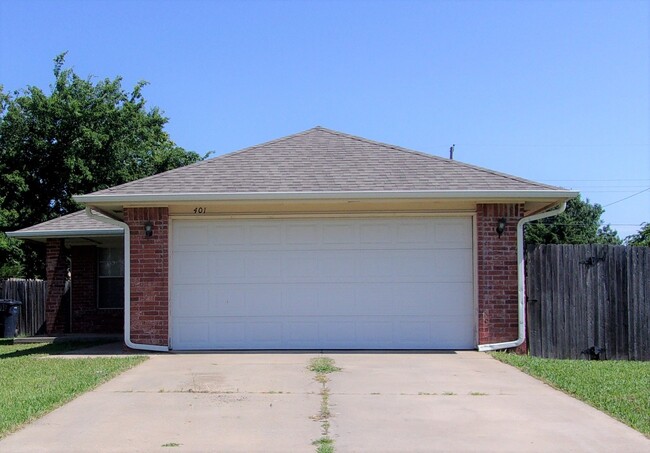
[74, 190, 579, 204]
[6, 229, 123, 239]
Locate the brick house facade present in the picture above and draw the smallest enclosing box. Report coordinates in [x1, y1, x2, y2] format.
[10, 128, 575, 350]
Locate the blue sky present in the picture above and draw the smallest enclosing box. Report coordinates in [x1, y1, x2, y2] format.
[1, 0, 648, 238]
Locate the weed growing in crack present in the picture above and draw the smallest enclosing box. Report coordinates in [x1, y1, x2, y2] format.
[308, 357, 341, 452]
[309, 357, 341, 374]
[312, 436, 335, 453]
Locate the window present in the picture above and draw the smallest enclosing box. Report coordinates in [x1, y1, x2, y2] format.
[98, 247, 124, 309]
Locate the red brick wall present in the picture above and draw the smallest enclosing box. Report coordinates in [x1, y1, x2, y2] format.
[45, 238, 69, 334]
[70, 246, 123, 333]
[124, 207, 169, 346]
[476, 203, 524, 346]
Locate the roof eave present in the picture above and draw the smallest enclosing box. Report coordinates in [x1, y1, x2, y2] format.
[6, 229, 123, 240]
[74, 190, 579, 204]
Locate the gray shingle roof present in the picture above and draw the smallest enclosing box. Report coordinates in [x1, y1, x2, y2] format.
[85, 127, 564, 196]
[7, 210, 122, 238]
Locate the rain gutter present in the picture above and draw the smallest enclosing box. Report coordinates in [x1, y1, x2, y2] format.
[74, 189, 578, 204]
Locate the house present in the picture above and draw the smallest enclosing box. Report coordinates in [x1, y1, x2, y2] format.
[8, 127, 577, 351]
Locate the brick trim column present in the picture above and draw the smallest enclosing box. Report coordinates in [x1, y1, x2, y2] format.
[45, 238, 68, 334]
[476, 203, 525, 348]
[124, 207, 169, 346]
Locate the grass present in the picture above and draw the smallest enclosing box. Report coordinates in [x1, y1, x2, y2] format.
[492, 352, 650, 436]
[308, 357, 341, 453]
[0, 339, 146, 438]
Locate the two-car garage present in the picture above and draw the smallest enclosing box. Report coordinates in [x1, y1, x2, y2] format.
[170, 216, 475, 350]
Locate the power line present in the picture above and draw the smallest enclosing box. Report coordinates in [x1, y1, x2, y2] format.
[603, 187, 650, 207]
[543, 179, 650, 182]
[455, 144, 650, 147]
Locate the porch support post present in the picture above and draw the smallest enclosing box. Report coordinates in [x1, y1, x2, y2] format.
[45, 238, 68, 334]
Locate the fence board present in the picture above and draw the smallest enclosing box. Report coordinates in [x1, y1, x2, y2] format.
[1, 279, 48, 336]
[526, 244, 649, 361]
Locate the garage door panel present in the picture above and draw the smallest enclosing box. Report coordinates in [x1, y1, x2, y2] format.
[285, 224, 320, 244]
[283, 285, 322, 315]
[318, 251, 357, 280]
[176, 319, 210, 347]
[174, 224, 209, 247]
[398, 320, 431, 345]
[211, 285, 246, 316]
[430, 316, 475, 348]
[245, 285, 283, 316]
[247, 321, 283, 345]
[434, 219, 472, 246]
[213, 321, 247, 347]
[359, 223, 394, 243]
[357, 250, 396, 279]
[284, 321, 319, 346]
[173, 251, 208, 283]
[322, 223, 356, 244]
[356, 320, 394, 343]
[353, 284, 395, 315]
[317, 284, 358, 315]
[249, 225, 283, 245]
[208, 252, 246, 280]
[397, 222, 429, 244]
[246, 252, 283, 280]
[173, 285, 210, 315]
[172, 217, 475, 350]
[211, 224, 246, 245]
[430, 250, 473, 282]
[320, 320, 357, 346]
[283, 251, 319, 280]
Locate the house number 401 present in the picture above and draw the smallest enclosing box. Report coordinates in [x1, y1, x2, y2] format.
[193, 207, 207, 214]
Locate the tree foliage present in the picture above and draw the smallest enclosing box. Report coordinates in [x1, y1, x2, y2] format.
[525, 195, 621, 245]
[0, 53, 204, 277]
[625, 223, 650, 246]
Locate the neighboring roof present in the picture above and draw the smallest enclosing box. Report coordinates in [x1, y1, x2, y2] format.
[75, 127, 575, 204]
[6, 210, 122, 240]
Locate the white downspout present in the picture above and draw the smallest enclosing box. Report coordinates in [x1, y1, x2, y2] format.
[477, 202, 567, 352]
[85, 207, 168, 352]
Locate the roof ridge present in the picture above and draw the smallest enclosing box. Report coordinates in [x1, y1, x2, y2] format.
[214, 127, 319, 159]
[94, 128, 321, 194]
[315, 127, 563, 190]
[81, 126, 566, 197]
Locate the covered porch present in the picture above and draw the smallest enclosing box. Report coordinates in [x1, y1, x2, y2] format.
[7, 211, 125, 335]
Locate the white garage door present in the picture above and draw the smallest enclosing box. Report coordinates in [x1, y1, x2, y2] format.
[171, 217, 474, 350]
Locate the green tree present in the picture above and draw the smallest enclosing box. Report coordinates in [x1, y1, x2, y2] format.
[0, 53, 205, 278]
[625, 223, 650, 246]
[525, 195, 621, 245]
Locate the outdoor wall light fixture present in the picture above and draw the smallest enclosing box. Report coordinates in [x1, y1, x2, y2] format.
[496, 217, 507, 238]
[144, 221, 153, 237]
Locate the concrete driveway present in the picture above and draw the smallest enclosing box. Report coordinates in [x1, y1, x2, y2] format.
[0, 350, 648, 452]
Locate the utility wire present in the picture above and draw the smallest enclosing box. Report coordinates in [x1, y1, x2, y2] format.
[543, 179, 650, 182]
[603, 187, 650, 207]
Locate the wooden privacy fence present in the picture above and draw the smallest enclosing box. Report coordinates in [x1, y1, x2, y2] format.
[1, 278, 48, 336]
[526, 244, 649, 360]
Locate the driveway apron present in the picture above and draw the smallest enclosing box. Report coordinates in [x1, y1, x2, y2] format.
[0, 353, 322, 452]
[0, 351, 648, 452]
[327, 351, 649, 452]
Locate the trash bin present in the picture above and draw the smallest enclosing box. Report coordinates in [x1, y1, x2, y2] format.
[0, 299, 22, 338]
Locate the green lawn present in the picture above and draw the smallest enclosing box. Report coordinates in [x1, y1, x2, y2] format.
[492, 352, 650, 436]
[0, 339, 146, 438]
